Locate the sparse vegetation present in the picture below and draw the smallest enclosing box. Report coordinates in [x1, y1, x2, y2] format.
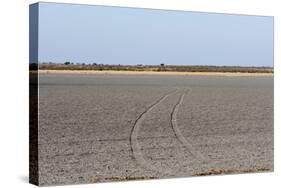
[193, 167, 270, 176]
[35, 63, 273, 73]
[89, 176, 156, 183]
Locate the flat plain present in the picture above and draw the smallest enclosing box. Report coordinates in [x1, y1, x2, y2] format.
[38, 73, 273, 186]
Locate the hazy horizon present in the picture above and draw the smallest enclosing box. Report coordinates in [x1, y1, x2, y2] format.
[37, 62, 273, 68]
[36, 3, 274, 67]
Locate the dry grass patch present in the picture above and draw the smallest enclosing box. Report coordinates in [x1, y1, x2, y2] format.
[194, 167, 271, 176]
[89, 176, 156, 183]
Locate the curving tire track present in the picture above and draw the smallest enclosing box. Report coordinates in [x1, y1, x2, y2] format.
[130, 88, 179, 175]
[170, 88, 206, 162]
[130, 87, 206, 175]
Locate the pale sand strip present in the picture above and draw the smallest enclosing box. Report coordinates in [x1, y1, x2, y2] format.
[37, 70, 273, 77]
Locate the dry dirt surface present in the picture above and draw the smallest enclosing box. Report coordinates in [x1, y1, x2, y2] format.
[37, 73, 273, 186]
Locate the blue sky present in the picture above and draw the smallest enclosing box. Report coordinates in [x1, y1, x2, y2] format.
[37, 2, 274, 67]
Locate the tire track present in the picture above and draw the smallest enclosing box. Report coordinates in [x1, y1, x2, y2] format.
[170, 88, 206, 162]
[130, 88, 179, 175]
[130, 87, 207, 175]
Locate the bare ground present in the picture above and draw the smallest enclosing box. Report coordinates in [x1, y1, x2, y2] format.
[37, 73, 273, 186]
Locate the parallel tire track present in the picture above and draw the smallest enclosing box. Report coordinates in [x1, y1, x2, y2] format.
[130, 87, 206, 175]
[130, 88, 179, 175]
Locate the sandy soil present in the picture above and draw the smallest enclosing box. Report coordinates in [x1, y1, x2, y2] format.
[37, 70, 273, 77]
[36, 74, 273, 186]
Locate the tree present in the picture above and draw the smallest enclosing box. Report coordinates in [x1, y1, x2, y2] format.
[64, 61, 70, 65]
